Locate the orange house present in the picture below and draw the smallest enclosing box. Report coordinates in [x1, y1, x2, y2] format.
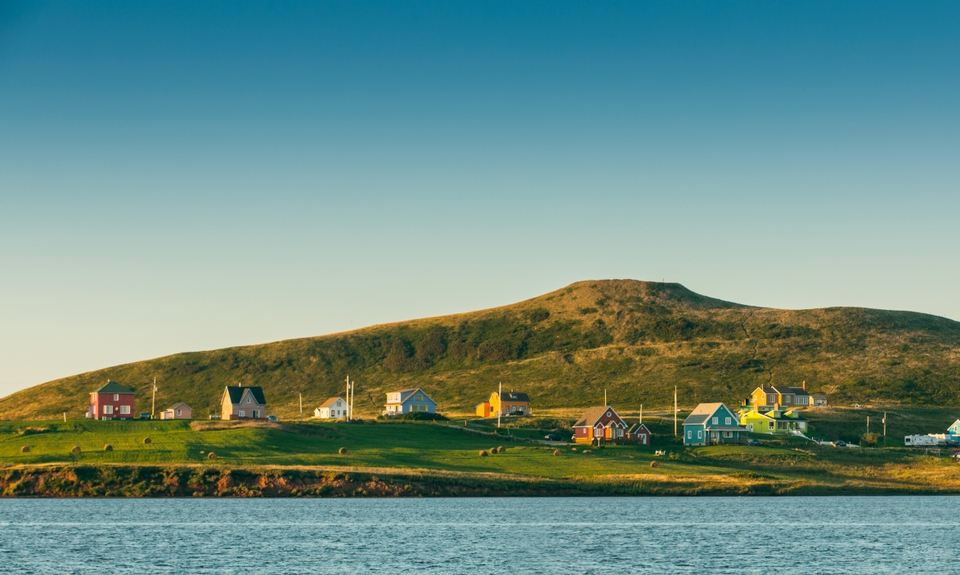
[476, 391, 530, 417]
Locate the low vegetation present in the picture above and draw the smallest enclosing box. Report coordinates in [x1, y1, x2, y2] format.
[3, 280, 959, 421]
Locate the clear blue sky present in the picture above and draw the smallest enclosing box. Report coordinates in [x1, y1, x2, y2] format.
[2, 1, 958, 395]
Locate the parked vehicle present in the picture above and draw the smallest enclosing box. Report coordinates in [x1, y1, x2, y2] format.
[139, 412, 150, 420]
[748, 438, 762, 446]
[266, 415, 278, 422]
[544, 433, 564, 442]
[835, 440, 847, 447]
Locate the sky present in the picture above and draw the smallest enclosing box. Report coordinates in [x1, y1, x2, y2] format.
[1, 1, 959, 395]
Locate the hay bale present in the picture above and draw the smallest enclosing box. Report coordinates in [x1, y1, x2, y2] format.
[553, 449, 561, 456]
[650, 460, 659, 468]
[582, 449, 592, 454]
[20, 446, 29, 453]
[338, 447, 348, 455]
[571, 447, 578, 452]
[497, 446, 505, 453]
[143, 437, 152, 444]
[479, 450, 488, 457]
[71, 445, 81, 454]
[490, 447, 497, 454]
[207, 452, 217, 460]
[103, 444, 113, 452]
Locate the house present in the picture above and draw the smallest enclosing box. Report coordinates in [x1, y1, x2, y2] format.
[315, 397, 349, 419]
[475, 391, 530, 418]
[88, 381, 136, 420]
[625, 422, 652, 445]
[948, 419, 960, 440]
[812, 394, 828, 407]
[383, 388, 436, 416]
[573, 406, 628, 444]
[749, 382, 815, 411]
[159, 402, 192, 420]
[683, 403, 747, 446]
[221, 386, 267, 420]
[739, 407, 807, 434]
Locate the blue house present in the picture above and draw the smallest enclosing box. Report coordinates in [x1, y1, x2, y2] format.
[948, 419, 960, 440]
[383, 388, 437, 416]
[682, 403, 747, 446]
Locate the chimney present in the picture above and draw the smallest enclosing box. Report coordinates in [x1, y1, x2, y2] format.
[802, 380, 807, 390]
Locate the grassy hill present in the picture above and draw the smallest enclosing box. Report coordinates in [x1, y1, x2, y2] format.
[2, 279, 960, 420]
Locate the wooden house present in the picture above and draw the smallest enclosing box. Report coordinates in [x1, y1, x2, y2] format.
[739, 407, 807, 434]
[159, 402, 192, 420]
[626, 422, 652, 445]
[683, 403, 746, 446]
[749, 383, 814, 411]
[475, 391, 530, 417]
[88, 381, 136, 420]
[221, 386, 267, 420]
[383, 388, 436, 416]
[573, 406, 627, 444]
[315, 397, 348, 419]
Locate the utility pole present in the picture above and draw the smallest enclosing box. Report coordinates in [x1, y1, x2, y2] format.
[867, 415, 870, 435]
[151, 377, 157, 419]
[299, 392, 303, 423]
[604, 388, 607, 406]
[674, 385, 678, 437]
[345, 376, 351, 422]
[497, 382, 502, 429]
[639, 404, 643, 425]
[883, 412, 887, 447]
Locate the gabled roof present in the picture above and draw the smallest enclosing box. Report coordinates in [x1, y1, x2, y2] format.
[166, 402, 191, 410]
[386, 388, 434, 405]
[497, 391, 529, 402]
[574, 406, 622, 428]
[319, 397, 344, 409]
[757, 385, 811, 397]
[95, 381, 134, 394]
[627, 423, 650, 434]
[683, 403, 726, 426]
[224, 386, 266, 405]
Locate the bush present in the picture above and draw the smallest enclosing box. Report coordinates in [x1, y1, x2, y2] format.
[861, 433, 881, 447]
[394, 412, 448, 422]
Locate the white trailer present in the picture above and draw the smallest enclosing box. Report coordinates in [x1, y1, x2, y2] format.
[904, 434, 948, 446]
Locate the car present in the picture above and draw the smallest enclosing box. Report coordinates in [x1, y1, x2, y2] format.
[747, 438, 762, 446]
[835, 440, 847, 447]
[139, 412, 151, 420]
[266, 415, 278, 422]
[544, 433, 564, 442]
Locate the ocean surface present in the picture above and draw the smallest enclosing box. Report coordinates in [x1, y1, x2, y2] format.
[0, 496, 956, 574]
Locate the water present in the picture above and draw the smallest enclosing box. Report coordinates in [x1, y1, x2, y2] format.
[0, 497, 956, 574]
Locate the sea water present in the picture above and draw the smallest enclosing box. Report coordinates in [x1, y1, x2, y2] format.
[0, 497, 956, 574]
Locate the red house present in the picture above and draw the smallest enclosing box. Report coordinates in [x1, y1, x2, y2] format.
[626, 422, 652, 445]
[573, 406, 627, 444]
[88, 381, 136, 420]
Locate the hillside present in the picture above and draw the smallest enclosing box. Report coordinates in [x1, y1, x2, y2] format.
[2, 280, 960, 419]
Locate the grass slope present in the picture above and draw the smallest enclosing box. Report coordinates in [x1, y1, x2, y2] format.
[3, 279, 960, 420]
[3, 415, 960, 496]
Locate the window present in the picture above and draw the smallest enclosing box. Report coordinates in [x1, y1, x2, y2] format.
[119, 405, 130, 415]
[239, 410, 245, 417]
[519, 406, 525, 413]
[114, 394, 119, 401]
[414, 393, 424, 401]
[723, 431, 732, 438]
[712, 417, 718, 425]
[246, 398, 251, 404]
[511, 405, 517, 412]
[725, 417, 731, 425]
[687, 431, 692, 439]
[176, 409, 182, 416]
[697, 430, 703, 438]
[103, 405, 114, 414]
[768, 422, 774, 430]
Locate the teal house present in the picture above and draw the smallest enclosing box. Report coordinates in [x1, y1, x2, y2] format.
[683, 403, 747, 446]
[948, 419, 960, 441]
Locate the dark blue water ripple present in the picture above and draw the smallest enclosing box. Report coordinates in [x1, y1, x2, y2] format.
[0, 497, 956, 574]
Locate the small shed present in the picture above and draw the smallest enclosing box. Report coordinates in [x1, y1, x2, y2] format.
[626, 422, 652, 445]
[159, 403, 193, 420]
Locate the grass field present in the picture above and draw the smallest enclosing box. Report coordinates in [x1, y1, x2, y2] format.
[2, 409, 960, 497]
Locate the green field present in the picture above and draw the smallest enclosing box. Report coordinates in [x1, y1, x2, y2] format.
[2, 410, 959, 497]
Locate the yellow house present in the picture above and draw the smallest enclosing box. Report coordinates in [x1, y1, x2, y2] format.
[740, 407, 807, 434]
[476, 391, 530, 417]
[750, 383, 814, 411]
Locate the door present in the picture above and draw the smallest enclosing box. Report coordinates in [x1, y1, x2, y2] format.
[252, 410, 259, 418]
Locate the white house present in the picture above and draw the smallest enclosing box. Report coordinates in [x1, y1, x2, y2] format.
[315, 396, 349, 419]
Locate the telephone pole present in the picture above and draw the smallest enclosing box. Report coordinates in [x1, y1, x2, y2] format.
[497, 382, 502, 429]
[151, 377, 157, 419]
[674, 385, 678, 437]
[299, 392, 303, 422]
[345, 376, 352, 421]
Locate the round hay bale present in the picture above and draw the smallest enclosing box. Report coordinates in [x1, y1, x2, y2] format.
[479, 450, 488, 457]
[143, 437, 152, 444]
[571, 447, 578, 452]
[20, 446, 29, 453]
[497, 446, 505, 453]
[553, 449, 561, 456]
[582, 449, 592, 454]
[650, 460, 660, 468]
[207, 452, 217, 460]
[490, 447, 497, 454]
[71, 445, 81, 454]
[103, 444, 113, 452]
[338, 447, 348, 455]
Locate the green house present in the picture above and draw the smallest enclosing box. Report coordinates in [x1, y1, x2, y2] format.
[739, 407, 808, 434]
[683, 403, 747, 446]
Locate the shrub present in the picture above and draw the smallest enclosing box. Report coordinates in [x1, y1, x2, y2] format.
[395, 412, 449, 422]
